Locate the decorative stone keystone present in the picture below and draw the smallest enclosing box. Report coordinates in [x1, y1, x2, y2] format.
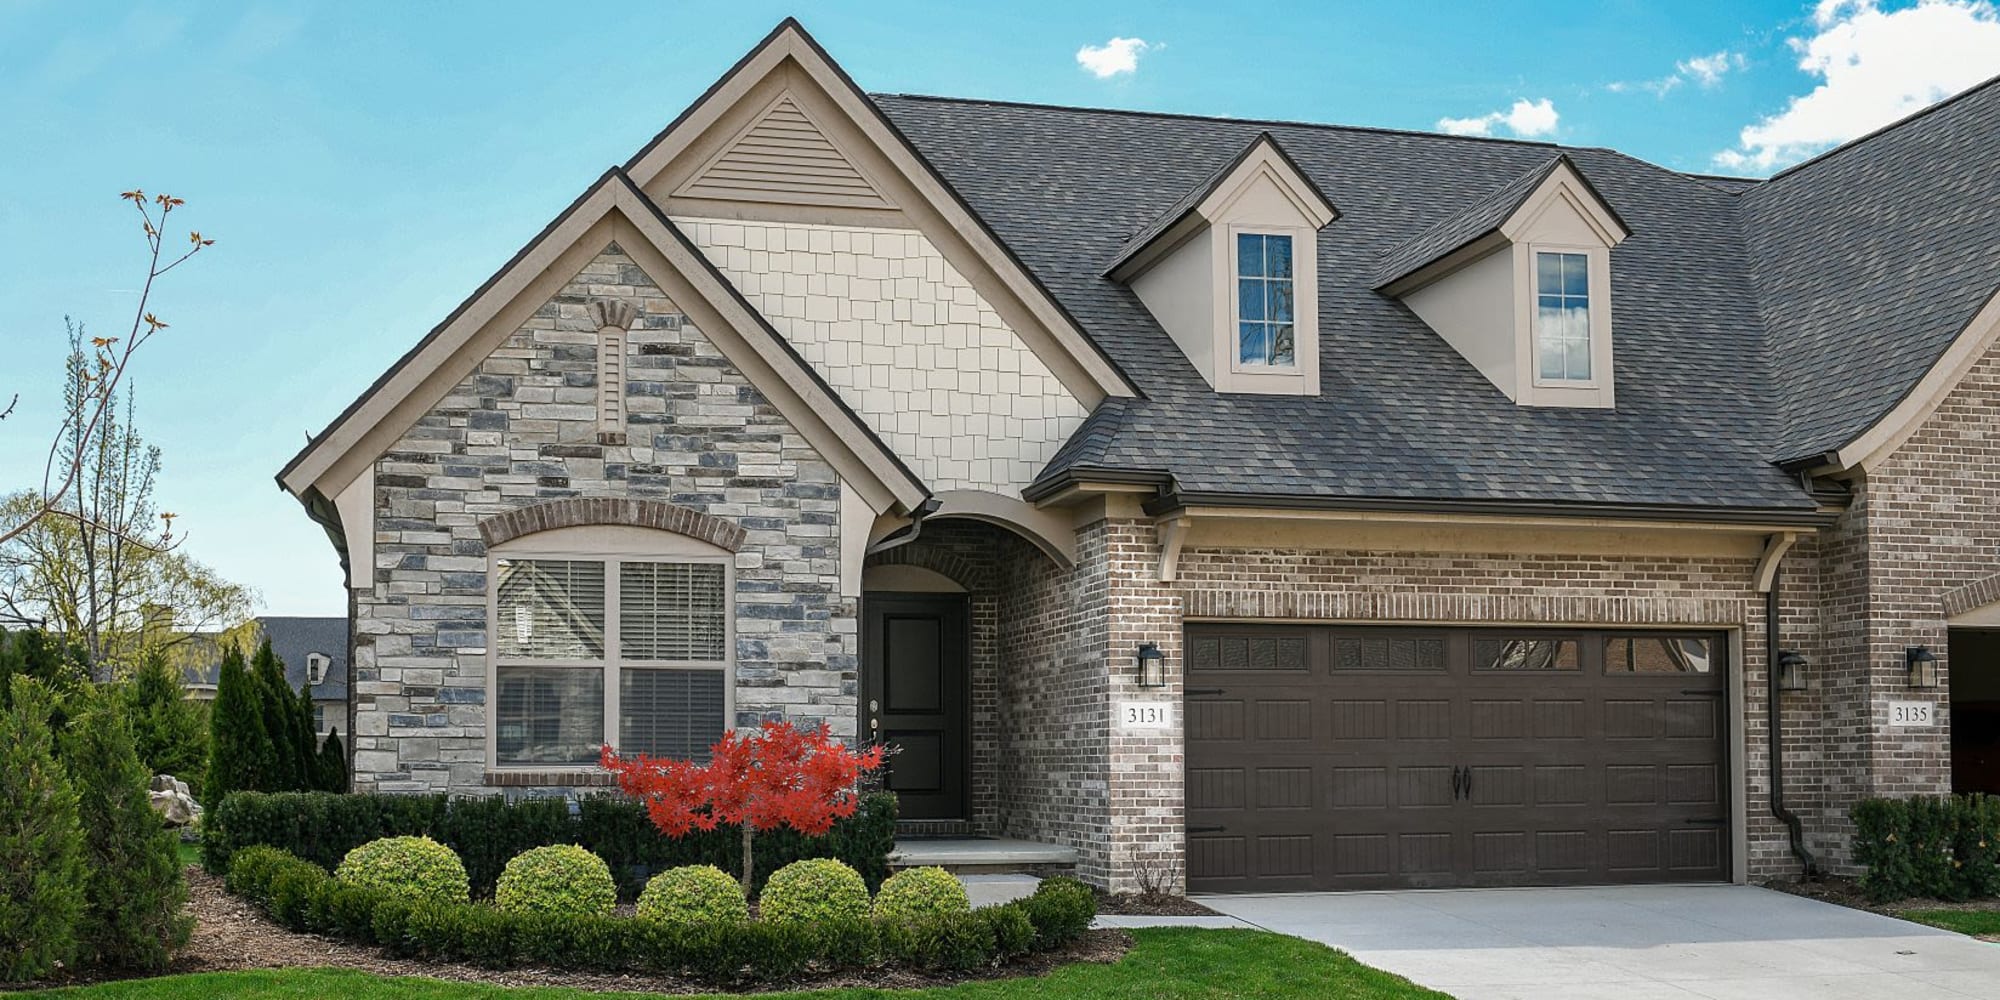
[587, 298, 638, 332]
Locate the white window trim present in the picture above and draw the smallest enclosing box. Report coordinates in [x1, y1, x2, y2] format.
[484, 538, 735, 774]
[1528, 245, 1600, 390]
[1227, 227, 1305, 376]
[1514, 240, 1614, 407]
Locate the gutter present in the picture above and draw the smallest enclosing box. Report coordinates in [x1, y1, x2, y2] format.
[864, 496, 943, 556]
[1141, 490, 1839, 529]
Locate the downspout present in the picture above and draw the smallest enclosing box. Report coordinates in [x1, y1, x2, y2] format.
[863, 496, 941, 556]
[1766, 566, 1819, 876]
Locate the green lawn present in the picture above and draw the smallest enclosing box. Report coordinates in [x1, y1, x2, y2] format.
[1899, 909, 2000, 937]
[175, 842, 201, 868]
[21, 928, 1450, 1000]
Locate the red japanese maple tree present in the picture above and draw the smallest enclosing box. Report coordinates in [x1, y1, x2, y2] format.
[601, 721, 885, 890]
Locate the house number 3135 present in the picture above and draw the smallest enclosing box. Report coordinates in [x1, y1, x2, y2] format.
[1889, 701, 1935, 727]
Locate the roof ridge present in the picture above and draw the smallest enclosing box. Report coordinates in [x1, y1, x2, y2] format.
[1763, 71, 2000, 183]
[870, 91, 1567, 151]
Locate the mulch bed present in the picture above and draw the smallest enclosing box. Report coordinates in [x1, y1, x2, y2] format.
[9, 865, 1132, 995]
[1763, 874, 2000, 941]
[1093, 891, 1219, 917]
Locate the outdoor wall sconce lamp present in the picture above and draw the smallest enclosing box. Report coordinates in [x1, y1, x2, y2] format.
[1906, 646, 1939, 689]
[1136, 643, 1167, 688]
[1776, 649, 1808, 692]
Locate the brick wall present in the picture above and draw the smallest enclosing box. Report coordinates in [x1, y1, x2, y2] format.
[679, 218, 1091, 494]
[351, 243, 851, 794]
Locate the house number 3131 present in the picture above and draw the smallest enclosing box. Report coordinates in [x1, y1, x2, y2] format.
[1119, 703, 1172, 730]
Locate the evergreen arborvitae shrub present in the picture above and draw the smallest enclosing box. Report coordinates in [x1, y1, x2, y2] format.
[317, 727, 348, 793]
[251, 639, 307, 792]
[0, 677, 86, 982]
[205, 644, 270, 809]
[759, 859, 870, 924]
[124, 649, 208, 796]
[62, 689, 192, 971]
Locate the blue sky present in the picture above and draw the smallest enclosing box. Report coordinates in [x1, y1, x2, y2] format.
[3, 0, 1997, 618]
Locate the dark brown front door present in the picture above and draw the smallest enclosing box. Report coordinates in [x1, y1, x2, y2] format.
[1185, 625, 1730, 893]
[864, 594, 969, 821]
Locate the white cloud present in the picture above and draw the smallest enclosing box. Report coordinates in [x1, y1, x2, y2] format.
[1076, 37, 1155, 78]
[1437, 98, 1561, 138]
[1715, 0, 2000, 171]
[1679, 50, 1745, 87]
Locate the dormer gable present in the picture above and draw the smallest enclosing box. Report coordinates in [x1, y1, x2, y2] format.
[1376, 155, 1631, 408]
[1108, 134, 1339, 395]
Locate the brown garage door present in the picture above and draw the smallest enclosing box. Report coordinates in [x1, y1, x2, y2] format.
[1185, 625, 1730, 893]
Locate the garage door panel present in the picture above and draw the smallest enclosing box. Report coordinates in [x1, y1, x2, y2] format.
[1331, 699, 1389, 740]
[1187, 625, 1730, 893]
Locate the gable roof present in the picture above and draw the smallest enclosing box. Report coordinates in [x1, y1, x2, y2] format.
[1370, 153, 1630, 292]
[622, 18, 1138, 407]
[1103, 132, 1339, 279]
[278, 167, 931, 520]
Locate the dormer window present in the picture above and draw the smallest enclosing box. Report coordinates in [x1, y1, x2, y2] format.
[1236, 233, 1297, 369]
[1106, 133, 1338, 397]
[1373, 154, 1630, 409]
[1534, 251, 1592, 383]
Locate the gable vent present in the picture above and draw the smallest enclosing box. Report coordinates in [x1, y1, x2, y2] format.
[679, 95, 892, 209]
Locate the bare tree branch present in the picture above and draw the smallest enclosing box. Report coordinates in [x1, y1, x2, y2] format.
[0, 190, 211, 550]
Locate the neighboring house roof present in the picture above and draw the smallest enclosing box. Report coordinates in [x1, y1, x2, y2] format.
[868, 83, 2000, 514]
[181, 616, 347, 702]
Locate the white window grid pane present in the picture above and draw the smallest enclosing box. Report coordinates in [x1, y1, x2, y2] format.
[493, 665, 605, 764]
[495, 559, 606, 660]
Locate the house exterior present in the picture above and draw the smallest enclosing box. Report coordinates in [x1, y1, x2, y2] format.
[280, 20, 2000, 893]
[182, 616, 348, 735]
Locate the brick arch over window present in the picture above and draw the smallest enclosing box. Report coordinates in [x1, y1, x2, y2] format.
[478, 498, 746, 552]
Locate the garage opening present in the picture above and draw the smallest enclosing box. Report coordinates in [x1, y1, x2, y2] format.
[1950, 628, 2000, 795]
[1185, 625, 1731, 893]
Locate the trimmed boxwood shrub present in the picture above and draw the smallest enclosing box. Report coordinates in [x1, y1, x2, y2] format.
[225, 846, 1093, 983]
[873, 866, 969, 921]
[202, 789, 896, 897]
[760, 859, 870, 924]
[637, 865, 748, 924]
[1853, 794, 2000, 902]
[495, 845, 617, 918]
[336, 836, 471, 905]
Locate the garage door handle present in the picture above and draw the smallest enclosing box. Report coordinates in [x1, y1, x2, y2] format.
[1684, 817, 1726, 826]
[1451, 766, 1467, 800]
[1185, 688, 1226, 697]
[1680, 689, 1724, 697]
[1188, 825, 1227, 834]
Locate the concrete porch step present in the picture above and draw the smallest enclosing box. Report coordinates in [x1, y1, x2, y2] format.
[889, 836, 1079, 876]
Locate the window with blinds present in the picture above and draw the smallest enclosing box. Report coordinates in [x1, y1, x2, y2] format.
[495, 559, 605, 660]
[490, 551, 730, 770]
[620, 562, 727, 662]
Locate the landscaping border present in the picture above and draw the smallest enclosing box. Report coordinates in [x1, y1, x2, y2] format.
[224, 846, 1097, 985]
[202, 790, 897, 896]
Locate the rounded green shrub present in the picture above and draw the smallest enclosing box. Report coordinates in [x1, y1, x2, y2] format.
[872, 866, 969, 921]
[637, 864, 749, 925]
[494, 844, 616, 919]
[335, 835, 470, 905]
[759, 858, 870, 924]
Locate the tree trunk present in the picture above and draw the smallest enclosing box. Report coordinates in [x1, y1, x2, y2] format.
[741, 825, 755, 894]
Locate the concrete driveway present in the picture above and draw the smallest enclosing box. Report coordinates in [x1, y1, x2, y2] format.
[1197, 885, 2000, 1000]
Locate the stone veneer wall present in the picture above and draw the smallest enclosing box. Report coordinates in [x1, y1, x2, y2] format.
[351, 243, 852, 794]
[677, 218, 1091, 494]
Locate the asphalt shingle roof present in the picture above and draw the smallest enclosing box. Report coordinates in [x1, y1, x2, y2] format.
[1370, 154, 1564, 290]
[872, 93, 1899, 512]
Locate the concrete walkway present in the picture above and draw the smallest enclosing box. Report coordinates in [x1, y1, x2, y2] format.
[1196, 884, 2000, 1000]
